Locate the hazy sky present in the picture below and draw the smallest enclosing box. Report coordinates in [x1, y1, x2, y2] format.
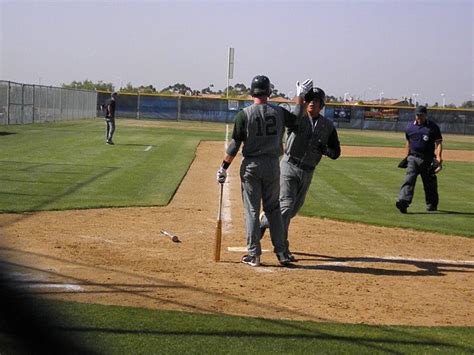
[1, 0, 472, 105]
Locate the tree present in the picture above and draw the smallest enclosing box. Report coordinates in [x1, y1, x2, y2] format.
[160, 83, 192, 95]
[326, 95, 338, 103]
[461, 100, 473, 108]
[201, 84, 216, 95]
[138, 84, 157, 94]
[120, 82, 138, 93]
[446, 103, 457, 108]
[62, 80, 114, 91]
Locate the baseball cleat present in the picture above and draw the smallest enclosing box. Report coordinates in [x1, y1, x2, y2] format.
[426, 204, 438, 212]
[287, 251, 297, 262]
[241, 254, 260, 267]
[276, 252, 292, 266]
[396, 200, 408, 214]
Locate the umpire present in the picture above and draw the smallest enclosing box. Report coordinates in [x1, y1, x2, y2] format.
[396, 105, 443, 213]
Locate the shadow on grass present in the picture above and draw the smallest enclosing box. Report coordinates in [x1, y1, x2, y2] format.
[0, 132, 16, 136]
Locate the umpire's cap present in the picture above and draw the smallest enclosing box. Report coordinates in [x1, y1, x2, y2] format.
[415, 105, 427, 115]
[304, 87, 326, 107]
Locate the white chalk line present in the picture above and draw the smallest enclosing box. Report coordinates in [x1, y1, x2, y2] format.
[144, 145, 152, 151]
[5, 272, 83, 291]
[366, 255, 474, 265]
[282, 255, 474, 271]
[227, 246, 271, 253]
[222, 124, 232, 232]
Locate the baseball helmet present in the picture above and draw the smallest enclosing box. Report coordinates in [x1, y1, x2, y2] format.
[250, 75, 271, 97]
[304, 87, 326, 107]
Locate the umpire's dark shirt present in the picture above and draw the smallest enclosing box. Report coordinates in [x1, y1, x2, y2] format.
[104, 98, 116, 118]
[405, 120, 442, 159]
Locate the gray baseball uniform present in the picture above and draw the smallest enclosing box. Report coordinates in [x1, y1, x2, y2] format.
[226, 103, 304, 257]
[261, 112, 341, 250]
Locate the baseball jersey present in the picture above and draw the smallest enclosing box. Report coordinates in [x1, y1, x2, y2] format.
[405, 120, 442, 158]
[104, 98, 116, 118]
[226, 103, 301, 159]
[285, 113, 340, 168]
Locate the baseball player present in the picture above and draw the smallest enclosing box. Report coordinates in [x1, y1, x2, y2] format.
[396, 105, 443, 213]
[216, 75, 312, 267]
[259, 87, 341, 261]
[103, 92, 117, 145]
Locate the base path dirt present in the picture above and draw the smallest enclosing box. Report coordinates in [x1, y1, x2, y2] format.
[0, 144, 473, 326]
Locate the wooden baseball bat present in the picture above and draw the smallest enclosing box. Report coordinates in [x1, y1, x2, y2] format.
[214, 183, 224, 261]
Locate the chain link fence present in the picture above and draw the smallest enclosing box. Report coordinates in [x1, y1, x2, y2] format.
[0, 81, 96, 125]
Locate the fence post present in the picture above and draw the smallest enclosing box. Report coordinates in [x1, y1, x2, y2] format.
[21, 84, 25, 124]
[137, 92, 140, 120]
[6, 81, 10, 125]
[32, 85, 35, 123]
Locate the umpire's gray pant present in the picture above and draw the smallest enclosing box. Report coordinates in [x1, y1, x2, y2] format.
[398, 155, 439, 207]
[240, 156, 286, 257]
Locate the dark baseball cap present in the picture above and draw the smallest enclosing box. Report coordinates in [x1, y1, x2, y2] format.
[415, 105, 427, 115]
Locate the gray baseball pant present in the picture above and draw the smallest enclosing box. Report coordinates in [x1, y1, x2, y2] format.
[240, 156, 287, 257]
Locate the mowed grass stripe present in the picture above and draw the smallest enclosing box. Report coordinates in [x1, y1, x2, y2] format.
[302, 158, 474, 236]
[0, 120, 223, 211]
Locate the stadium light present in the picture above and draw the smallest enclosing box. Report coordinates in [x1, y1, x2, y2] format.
[441, 93, 445, 108]
[344, 92, 349, 102]
[379, 92, 384, 105]
[412, 93, 419, 106]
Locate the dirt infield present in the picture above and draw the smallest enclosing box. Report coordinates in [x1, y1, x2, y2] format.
[0, 143, 473, 326]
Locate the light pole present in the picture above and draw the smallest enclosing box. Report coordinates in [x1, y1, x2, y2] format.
[379, 92, 384, 105]
[412, 93, 419, 106]
[441, 93, 445, 108]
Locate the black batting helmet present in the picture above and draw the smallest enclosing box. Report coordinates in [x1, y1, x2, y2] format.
[304, 87, 326, 107]
[250, 75, 271, 97]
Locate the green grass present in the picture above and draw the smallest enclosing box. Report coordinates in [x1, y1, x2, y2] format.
[1, 120, 473, 237]
[301, 157, 474, 237]
[1, 300, 473, 354]
[0, 119, 223, 211]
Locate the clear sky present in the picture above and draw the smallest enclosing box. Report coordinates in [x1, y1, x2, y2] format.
[1, 0, 472, 106]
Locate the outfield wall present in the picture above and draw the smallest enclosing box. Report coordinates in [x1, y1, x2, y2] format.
[0, 81, 96, 124]
[97, 91, 474, 135]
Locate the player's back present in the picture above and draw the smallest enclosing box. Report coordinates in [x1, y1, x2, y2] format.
[241, 104, 285, 159]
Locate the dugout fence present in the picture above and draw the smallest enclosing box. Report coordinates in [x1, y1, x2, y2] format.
[0, 80, 96, 125]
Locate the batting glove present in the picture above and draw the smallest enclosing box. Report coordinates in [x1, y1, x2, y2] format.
[296, 79, 313, 97]
[216, 167, 227, 184]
